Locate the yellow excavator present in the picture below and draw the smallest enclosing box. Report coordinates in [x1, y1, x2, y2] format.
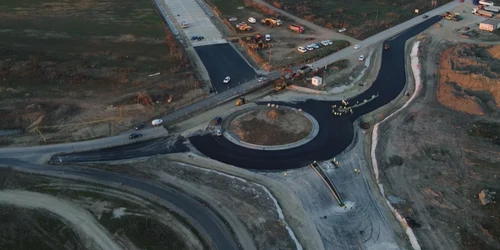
[236, 97, 247, 106]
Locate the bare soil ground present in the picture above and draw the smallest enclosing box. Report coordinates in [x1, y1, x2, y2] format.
[230, 107, 312, 145]
[84, 157, 297, 250]
[260, 0, 448, 39]
[438, 43, 500, 116]
[206, 0, 349, 69]
[0, 170, 202, 250]
[376, 36, 500, 250]
[0, 0, 204, 147]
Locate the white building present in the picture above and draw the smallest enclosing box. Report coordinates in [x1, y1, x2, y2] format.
[479, 19, 500, 32]
[311, 76, 323, 86]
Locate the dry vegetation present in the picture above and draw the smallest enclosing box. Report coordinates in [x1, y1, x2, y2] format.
[230, 107, 312, 145]
[438, 44, 500, 115]
[0, 0, 203, 146]
[263, 0, 445, 39]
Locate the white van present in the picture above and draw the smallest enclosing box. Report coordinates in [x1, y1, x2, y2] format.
[265, 34, 271, 42]
[152, 119, 163, 126]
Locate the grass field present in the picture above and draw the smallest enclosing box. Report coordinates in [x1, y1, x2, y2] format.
[264, 0, 447, 39]
[0, 0, 186, 99]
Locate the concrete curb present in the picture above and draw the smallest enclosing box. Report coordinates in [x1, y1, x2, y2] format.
[222, 105, 320, 151]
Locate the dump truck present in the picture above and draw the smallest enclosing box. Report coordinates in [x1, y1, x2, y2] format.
[261, 17, 283, 26]
[236, 22, 252, 31]
[473, 8, 494, 17]
[384, 44, 390, 50]
[289, 24, 304, 33]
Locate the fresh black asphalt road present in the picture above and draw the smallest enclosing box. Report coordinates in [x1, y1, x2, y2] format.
[195, 43, 256, 92]
[189, 16, 442, 169]
[49, 136, 189, 163]
[0, 158, 239, 250]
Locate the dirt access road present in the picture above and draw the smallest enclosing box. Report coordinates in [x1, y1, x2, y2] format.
[0, 190, 122, 250]
[375, 36, 500, 250]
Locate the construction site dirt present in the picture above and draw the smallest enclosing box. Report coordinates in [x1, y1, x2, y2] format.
[375, 36, 500, 250]
[0, 0, 204, 147]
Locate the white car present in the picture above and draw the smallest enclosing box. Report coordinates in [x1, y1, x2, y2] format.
[265, 34, 271, 42]
[248, 17, 256, 23]
[215, 129, 223, 136]
[258, 77, 268, 83]
[320, 40, 332, 46]
[228, 17, 237, 22]
[152, 119, 163, 126]
[354, 44, 361, 50]
[359, 55, 365, 61]
[223, 76, 231, 84]
[298, 46, 307, 53]
[311, 43, 320, 49]
[338, 28, 346, 33]
[306, 44, 314, 51]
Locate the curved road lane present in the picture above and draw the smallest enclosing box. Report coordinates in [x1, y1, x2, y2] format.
[0, 158, 239, 250]
[189, 16, 442, 169]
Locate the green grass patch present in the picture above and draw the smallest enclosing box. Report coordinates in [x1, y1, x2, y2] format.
[99, 213, 189, 250]
[0, 205, 83, 250]
[210, 0, 246, 15]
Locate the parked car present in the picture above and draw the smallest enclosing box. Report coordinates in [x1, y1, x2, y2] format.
[129, 133, 142, 139]
[190, 36, 204, 41]
[181, 21, 188, 28]
[311, 43, 320, 49]
[215, 129, 223, 137]
[306, 44, 314, 51]
[338, 28, 346, 33]
[265, 34, 271, 42]
[321, 40, 333, 46]
[228, 17, 237, 22]
[248, 17, 256, 23]
[152, 119, 163, 126]
[298, 46, 307, 53]
[359, 55, 365, 61]
[258, 77, 268, 83]
[354, 44, 361, 50]
[223, 76, 231, 84]
[134, 123, 145, 130]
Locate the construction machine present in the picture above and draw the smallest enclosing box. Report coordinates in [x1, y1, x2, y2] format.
[444, 12, 463, 21]
[261, 17, 283, 26]
[236, 22, 252, 31]
[275, 82, 287, 91]
[247, 42, 272, 50]
[236, 97, 247, 106]
[289, 24, 305, 33]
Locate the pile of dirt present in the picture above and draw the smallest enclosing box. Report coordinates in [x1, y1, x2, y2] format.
[438, 44, 500, 115]
[230, 107, 312, 145]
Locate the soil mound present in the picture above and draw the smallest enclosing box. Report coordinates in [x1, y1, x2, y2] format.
[438, 44, 500, 115]
[230, 108, 312, 146]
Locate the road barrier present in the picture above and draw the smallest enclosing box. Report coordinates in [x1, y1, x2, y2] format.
[153, 0, 179, 37]
[310, 162, 345, 206]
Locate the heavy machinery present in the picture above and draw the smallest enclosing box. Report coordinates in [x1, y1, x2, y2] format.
[444, 12, 463, 21]
[280, 68, 294, 79]
[247, 42, 273, 50]
[261, 17, 283, 26]
[275, 82, 287, 91]
[236, 22, 252, 31]
[289, 24, 304, 33]
[473, 8, 494, 17]
[384, 44, 390, 50]
[236, 97, 247, 106]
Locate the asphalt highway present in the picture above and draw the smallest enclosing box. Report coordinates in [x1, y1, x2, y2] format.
[189, 16, 442, 170]
[49, 136, 189, 163]
[195, 44, 256, 93]
[0, 158, 239, 250]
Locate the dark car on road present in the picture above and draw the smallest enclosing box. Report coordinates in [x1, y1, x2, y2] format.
[134, 123, 145, 130]
[129, 133, 142, 139]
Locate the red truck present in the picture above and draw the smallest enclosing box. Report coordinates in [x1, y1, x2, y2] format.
[289, 24, 304, 33]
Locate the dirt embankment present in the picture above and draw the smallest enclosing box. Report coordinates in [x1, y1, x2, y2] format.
[231, 108, 312, 145]
[438, 44, 500, 115]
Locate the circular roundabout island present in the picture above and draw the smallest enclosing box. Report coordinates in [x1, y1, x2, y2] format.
[224, 105, 319, 150]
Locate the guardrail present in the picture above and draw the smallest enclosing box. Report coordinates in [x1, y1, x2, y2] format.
[310, 162, 345, 206]
[195, 0, 214, 17]
[153, 0, 179, 36]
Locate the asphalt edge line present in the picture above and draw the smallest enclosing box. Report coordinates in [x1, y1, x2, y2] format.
[370, 41, 423, 250]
